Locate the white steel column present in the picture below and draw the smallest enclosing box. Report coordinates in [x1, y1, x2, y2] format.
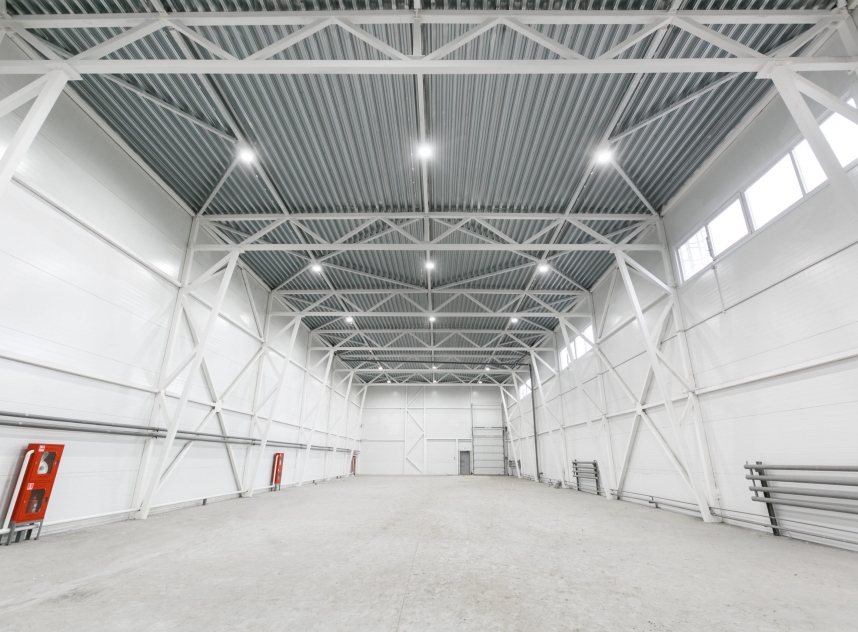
[614, 252, 715, 521]
[530, 351, 569, 486]
[0, 70, 68, 198]
[499, 386, 522, 479]
[296, 349, 334, 486]
[243, 315, 302, 497]
[130, 217, 200, 512]
[323, 371, 353, 480]
[657, 220, 722, 513]
[139, 251, 239, 519]
[344, 385, 367, 477]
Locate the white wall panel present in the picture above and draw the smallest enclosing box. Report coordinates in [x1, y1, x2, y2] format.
[0, 60, 361, 533]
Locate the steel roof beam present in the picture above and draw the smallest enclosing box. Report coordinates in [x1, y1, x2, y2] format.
[272, 312, 587, 317]
[278, 289, 583, 295]
[326, 347, 544, 352]
[2, 10, 834, 29]
[1, 57, 855, 76]
[201, 213, 654, 221]
[194, 243, 661, 252]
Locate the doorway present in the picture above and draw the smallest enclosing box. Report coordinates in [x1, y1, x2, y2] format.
[459, 451, 471, 475]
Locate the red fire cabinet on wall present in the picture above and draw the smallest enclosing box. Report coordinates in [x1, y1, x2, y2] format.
[272, 453, 284, 490]
[3, 443, 64, 545]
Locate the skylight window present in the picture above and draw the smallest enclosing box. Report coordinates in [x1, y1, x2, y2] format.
[707, 200, 748, 256]
[746, 155, 803, 229]
[678, 227, 713, 280]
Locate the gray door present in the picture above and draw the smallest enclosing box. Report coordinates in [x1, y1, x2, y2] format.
[459, 451, 471, 475]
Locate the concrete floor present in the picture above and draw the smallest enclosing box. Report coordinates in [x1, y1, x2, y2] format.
[2, 477, 857, 631]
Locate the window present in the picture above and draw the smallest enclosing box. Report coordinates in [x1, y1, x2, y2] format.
[559, 346, 570, 370]
[518, 378, 531, 400]
[572, 325, 593, 359]
[676, 94, 858, 283]
[678, 200, 750, 280]
[678, 226, 713, 280]
[793, 140, 826, 192]
[820, 99, 858, 167]
[707, 200, 748, 256]
[745, 155, 803, 229]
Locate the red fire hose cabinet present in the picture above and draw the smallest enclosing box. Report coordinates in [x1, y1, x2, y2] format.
[3, 444, 64, 545]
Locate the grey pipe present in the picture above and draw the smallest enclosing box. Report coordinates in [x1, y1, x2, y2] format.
[0, 418, 356, 454]
[744, 464, 858, 472]
[748, 486, 858, 501]
[751, 497, 858, 516]
[745, 474, 858, 486]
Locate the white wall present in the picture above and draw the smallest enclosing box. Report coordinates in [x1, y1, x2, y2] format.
[510, 66, 858, 547]
[359, 385, 502, 475]
[0, 39, 361, 535]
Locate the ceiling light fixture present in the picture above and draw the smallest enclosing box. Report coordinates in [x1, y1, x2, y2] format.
[311, 264, 322, 273]
[432, 365, 437, 370]
[425, 261, 435, 270]
[417, 144, 433, 159]
[387, 379, 391, 384]
[595, 149, 612, 164]
[345, 316, 354, 324]
[510, 317, 519, 324]
[429, 316, 436, 322]
[478, 380, 483, 384]
[538, 264, 549, 274]
[239, 148, 255, 163]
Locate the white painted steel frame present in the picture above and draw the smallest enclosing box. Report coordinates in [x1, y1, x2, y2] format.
[3, 8, 858, 394]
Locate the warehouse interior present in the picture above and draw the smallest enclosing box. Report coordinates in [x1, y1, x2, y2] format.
[2, 1, 858, 629]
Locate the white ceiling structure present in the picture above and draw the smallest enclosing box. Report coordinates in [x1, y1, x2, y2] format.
[1, 0, 857, 385]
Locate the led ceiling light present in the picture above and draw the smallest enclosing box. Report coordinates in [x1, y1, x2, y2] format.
[345, 316, 354, 324]
[538, 264, 549, 273]
[239, 148, 255, 163]
[417, 144, 433, 159]
[425, 261, 435, 270]
[595, 149, 612, 164]
[311, 264, 322, 273]
[429, 316, 436, 322]
[510, 317, 519, 324]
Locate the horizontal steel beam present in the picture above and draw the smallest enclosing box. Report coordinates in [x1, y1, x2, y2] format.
[2, 57, 854, 76]
[194, 243, 660, 252]
[314, 328, 547, 334]
[356, 368, 522, 373]
[322, 347, 543, 352]
[274, 313, 573, 319]
[1, 10, 834, 29]
[279, 289, 582, 295]
[202, 212, 653, 222]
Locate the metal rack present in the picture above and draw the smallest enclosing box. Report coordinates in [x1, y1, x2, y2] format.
[572, 461, 602, 496]
[745, 462, 858, 537]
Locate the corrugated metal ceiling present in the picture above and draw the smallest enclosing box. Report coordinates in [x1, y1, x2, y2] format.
[5, 0, 834, 381]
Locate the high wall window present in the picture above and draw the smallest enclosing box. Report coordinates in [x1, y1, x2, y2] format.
[572, 325, 594, 360]
[518, 378, 532, 400]
[677, 99, 858, 282]
[558, 324, 594, 373]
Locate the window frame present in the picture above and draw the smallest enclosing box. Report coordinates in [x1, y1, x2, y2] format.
[675, 95, 858, 284]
